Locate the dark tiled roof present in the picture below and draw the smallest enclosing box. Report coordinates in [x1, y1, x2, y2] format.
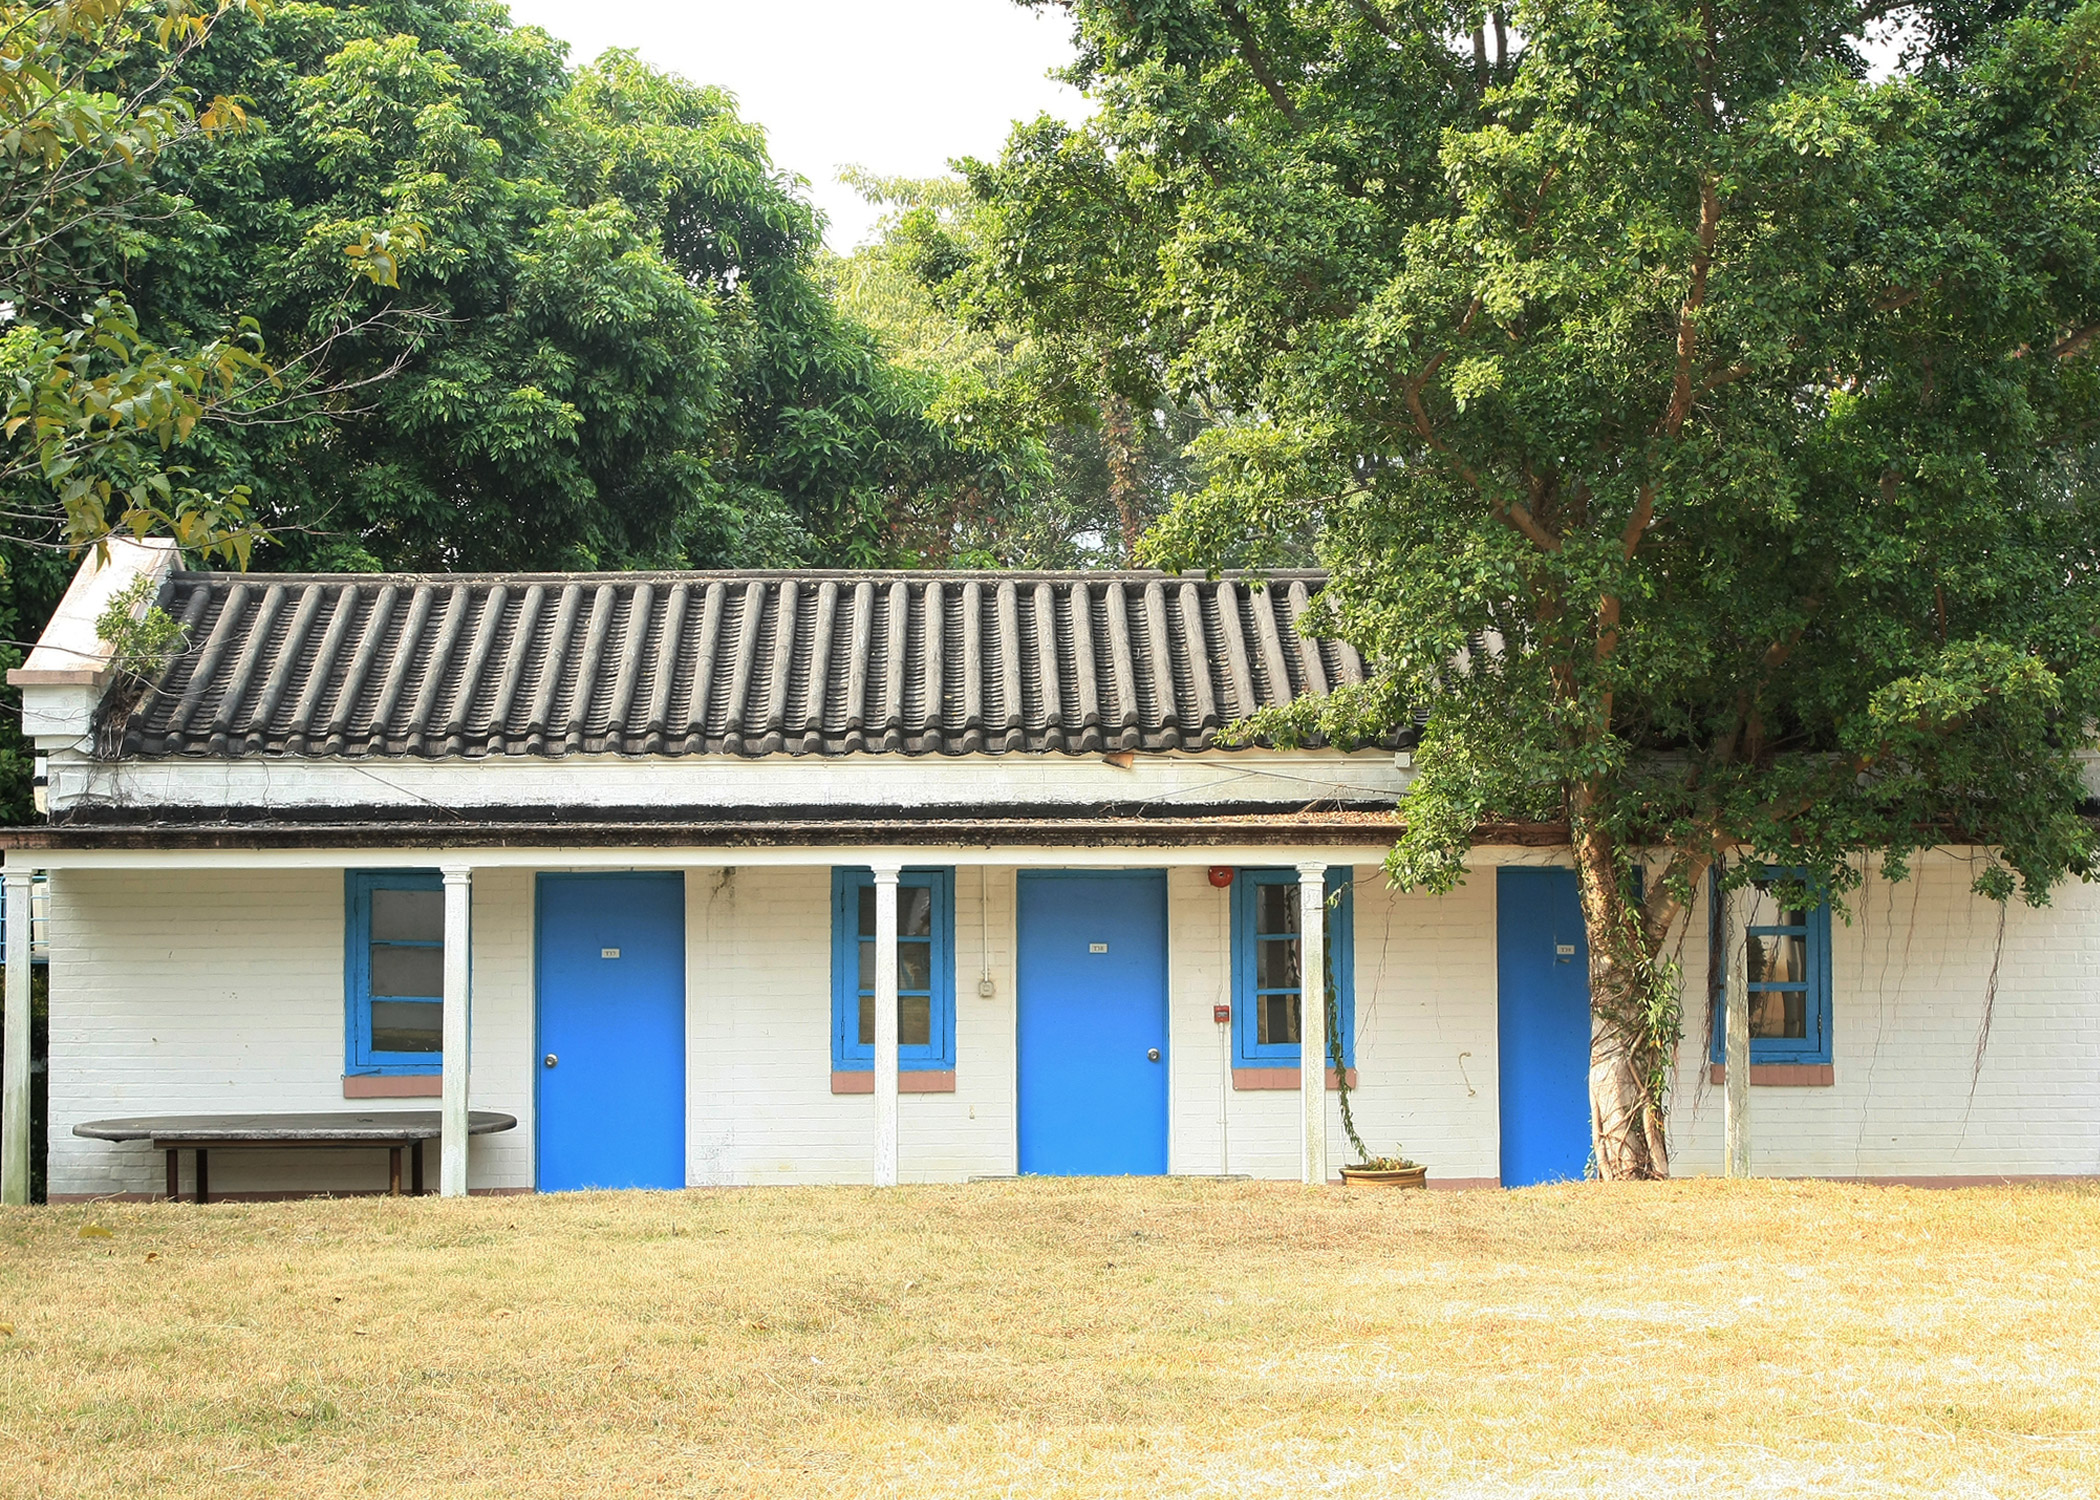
[118, 570, 1370, 759]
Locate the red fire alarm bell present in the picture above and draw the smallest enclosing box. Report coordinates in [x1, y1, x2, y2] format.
[1208, 866, 1234, 888]
[1213, 1004, 1232, 1025]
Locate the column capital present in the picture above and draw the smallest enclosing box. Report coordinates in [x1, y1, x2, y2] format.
[440, 864, 473, 885]
[1294, 860, 1327, 880]
[868, 859, 904, 882]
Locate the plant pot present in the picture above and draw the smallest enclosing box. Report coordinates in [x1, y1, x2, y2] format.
[1339, 1164, 1427, 1189]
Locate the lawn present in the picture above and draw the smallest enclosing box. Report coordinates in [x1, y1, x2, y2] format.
[2, 1178, 2096, 1498]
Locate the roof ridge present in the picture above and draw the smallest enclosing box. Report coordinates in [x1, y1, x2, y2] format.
[164, 567, 1331, 586]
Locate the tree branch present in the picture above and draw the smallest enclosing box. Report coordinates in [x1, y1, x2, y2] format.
[1216, 0, 1299, 123]
[2052, 323, 2100, 360]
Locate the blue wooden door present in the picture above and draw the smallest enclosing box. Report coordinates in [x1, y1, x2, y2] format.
[536, 873, 686, 1191]
[1017, 871, 1169, 1176]
[1497, 867, 1593, 1186]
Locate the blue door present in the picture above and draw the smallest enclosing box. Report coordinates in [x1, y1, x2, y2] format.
[537, 873, 686, 1191]
[1497, 867, 1593, 1186]
[1017, 871, 1169, 1176]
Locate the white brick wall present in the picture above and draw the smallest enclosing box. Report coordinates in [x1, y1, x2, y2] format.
[1669, 851, 2100, 1178]
[41, 850, 2100, 1196]
[45, 867, 535, 1197]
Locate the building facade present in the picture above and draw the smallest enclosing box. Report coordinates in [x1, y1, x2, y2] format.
[5, 541, 2096, 1201]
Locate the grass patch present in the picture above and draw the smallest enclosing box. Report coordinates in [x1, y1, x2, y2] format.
[2, 1178, 2097, 1496]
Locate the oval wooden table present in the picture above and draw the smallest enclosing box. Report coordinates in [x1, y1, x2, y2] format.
[74, 1110, 519, 1202]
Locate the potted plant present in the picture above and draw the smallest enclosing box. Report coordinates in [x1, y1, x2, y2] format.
[1326, 928, 1427, 1188]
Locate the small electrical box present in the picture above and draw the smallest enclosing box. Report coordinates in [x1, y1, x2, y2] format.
[1213, 1004, 1231, 1025]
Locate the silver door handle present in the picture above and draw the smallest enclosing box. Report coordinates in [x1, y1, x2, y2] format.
[543, 1053, 557, 1068]
[1146, 1048, 1161, 1063]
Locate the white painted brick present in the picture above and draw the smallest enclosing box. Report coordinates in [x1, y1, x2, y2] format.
[43, 847, 2100, 1194]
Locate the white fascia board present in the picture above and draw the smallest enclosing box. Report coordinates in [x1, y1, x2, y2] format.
[12, 839, 1587, 873]
[16, 842, 1416, 872]
[49, 747, 1413, 816]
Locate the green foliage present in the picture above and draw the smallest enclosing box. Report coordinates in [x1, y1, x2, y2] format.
[93, 574, 187, 681]
[986, 0, 2100, 1174]
[0, 1, 275, 561]
[833, 168, 1210, 565]
[97, 7, 1039, 572]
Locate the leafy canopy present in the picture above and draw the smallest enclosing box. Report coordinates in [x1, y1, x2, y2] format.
[86, 1, 1044, 571]
[980, 0, 2100, 1174]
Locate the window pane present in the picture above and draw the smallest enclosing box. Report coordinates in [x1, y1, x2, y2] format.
[1259, 991, 1300, 1046]
[857, 995, 933, 1048]
[857, 883, 934, 939]
[370, 999, 441, 1053]
[371, 888, 443, 943]
[1749, 989, 1808, 1039]
[1256, 883, 1299, 935]
[1257, 936, 1301, 992]
[898, 942, 932, 991]
[370, 943, 443, 998]
[1748, 932, 1809, 987]
[858, 938, 873, 993]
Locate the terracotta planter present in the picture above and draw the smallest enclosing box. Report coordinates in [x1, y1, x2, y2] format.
[1339, 1164, 1427, 1189]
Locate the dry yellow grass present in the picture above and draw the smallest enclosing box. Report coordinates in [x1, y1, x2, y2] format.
[2, 1178, 2097, 1498]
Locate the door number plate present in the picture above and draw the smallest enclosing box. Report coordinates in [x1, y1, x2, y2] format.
[601, 947, 621, 959]
[1089, 942, 1108, 953]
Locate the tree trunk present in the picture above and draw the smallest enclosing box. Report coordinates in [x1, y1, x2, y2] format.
[1570, 806, 1673, 1179]
[1100, 393, 1147, 565]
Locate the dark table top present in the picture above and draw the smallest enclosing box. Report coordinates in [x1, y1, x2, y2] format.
[74, 1110, 518, 1143]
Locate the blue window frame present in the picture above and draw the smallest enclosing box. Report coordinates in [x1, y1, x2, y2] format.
[345, 870, 445, 1076]
[1710, 870, 1833, 1067]
[1230, 867, 1354, 1072]
[831, 867, 956, 1074]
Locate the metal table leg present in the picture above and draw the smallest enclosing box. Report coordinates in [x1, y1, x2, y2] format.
[194, 1148, 209, 1205]
[412, 1140, 425, 1195]
[388, 1145, 403, 1196]
[166, 1148, 179, 1202]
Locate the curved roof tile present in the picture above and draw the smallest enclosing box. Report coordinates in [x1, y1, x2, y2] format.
[117, 569, 1370, 760]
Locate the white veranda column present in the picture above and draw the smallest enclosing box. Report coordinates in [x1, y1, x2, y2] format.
[2, 869, 34, 1206]
[1724, 873, 1752, 1179]
[440, 865, 473, 1198]
[871, 861, 902, 1187]
[1296, 862, 1329, 1186]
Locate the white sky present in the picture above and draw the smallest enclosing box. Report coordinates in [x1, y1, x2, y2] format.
[500, 0, 1086, 251]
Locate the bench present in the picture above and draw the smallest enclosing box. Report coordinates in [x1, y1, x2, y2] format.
[74, 1110, 518, 1203]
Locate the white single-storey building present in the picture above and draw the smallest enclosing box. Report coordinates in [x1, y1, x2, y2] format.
[2, 539, 2096, 1202]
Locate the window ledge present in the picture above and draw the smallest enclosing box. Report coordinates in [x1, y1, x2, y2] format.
[831, 1070, 957, 1095]
[1708, 1063, 1834, 1087]
[1233, 1067, 1357, 1092]
[343, 1074, 441, 1099]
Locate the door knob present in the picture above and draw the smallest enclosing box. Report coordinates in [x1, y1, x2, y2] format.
[543, 1053, 557, 1068]
[1146, 1048, 1161, 1062]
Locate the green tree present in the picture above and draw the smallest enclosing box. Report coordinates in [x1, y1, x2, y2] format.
[982, 0, 2100, 1175]
[112, 5, 1039, 570]
[833, 167, 1207, 566]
